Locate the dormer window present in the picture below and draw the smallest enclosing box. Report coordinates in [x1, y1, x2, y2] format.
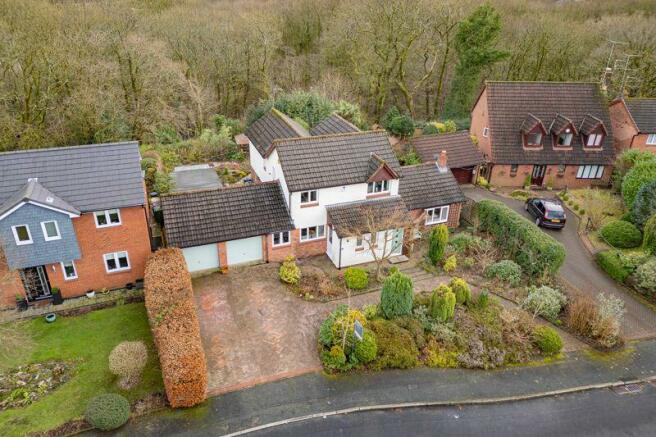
[550, 114, 576, 148]
[579, 114, 606, 148]
[557, 130, 573, 147]
[586, 132, 604, 147]
[367, 180, 389, 194]
[526, 131, 542, 147]
[520, 113, 545, 148]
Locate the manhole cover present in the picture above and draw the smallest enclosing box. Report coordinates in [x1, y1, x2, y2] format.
[612, 383, 644, 395]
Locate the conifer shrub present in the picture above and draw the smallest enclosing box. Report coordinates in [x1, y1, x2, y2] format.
[279, 256, 301, 285]
[85, 394, 130, 431]
[428, 224, 449, 265]
[380, 271, 414, 319]
[449, 277, 471, 304]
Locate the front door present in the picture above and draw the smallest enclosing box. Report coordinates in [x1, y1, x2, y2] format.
[20, 266, 51, 302]
[391, 229, 404, 254]
[531, 165, 547, 186]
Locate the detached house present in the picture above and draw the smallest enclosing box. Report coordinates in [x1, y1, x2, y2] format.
[470, 82, 615, 188]
[609, 97, 656, 155]
[0, 142, 151, 308]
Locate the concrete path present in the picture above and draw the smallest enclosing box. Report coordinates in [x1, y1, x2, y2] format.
[462, 186, 656, 340]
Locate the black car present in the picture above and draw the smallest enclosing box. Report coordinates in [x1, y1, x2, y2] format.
[525, 198, 566, 229]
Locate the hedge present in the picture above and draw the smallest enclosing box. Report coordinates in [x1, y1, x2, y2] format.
[477, 200, 566, 277]
[144, 248, 207, 408]
[599, 220, 642, 249]
[595, 250, 632, 283]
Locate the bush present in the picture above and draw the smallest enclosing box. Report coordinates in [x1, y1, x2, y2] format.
[622, 161, 656, 208]
[380, 272, 414, 319]
[613, 149, 656, 189]
[477, 290, 490, 309]
[599, 220, 642, 248]
[566, 295, 598, 338]
[449, 277, 471, 304]
[422, 123, 439, 135]
[643, 214, 656, 254]
[108, 341, 148, 389]
[631, 181, 656, 229]
[477, 176, 489, 188]
[443, 255, 457, 273]
[521, 285, 567, 322]
[394, 316, 426, 349]
[596, 250, 633, 282]
[484, 260, 522, 286]
[144, 249, 207, 408]
[318, 305, 372, 371]
[428, 224, 448, 265]
[429, 285, 456, 322]
[533, 326, 563, 355]
[344, 267, 369, 290]
[595, 293, 625, 348]
[477, 200, 566, 277]
[321, 345, 347, 371]
[362, 304, 379, 320]
[368, 319, 419, 370]
[153, 172, 174, 194]
[382, 106, 415, 137]
[279, 256, 301, 285]
[448, 232, 480, 254]
[354, 331, 378, 363]
[634, 258, 656, 296]
[85, 394, 130, 431]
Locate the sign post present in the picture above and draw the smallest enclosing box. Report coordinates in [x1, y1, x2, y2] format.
[354, 320, 364, 342]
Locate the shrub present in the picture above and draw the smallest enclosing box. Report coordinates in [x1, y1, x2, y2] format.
[108, 341, 148, 389]
[477, 200, 566, 277]
[318, 305, 371, 371]
[484, 260, 522, 286]
[596, 250, 632, 282]
[566, 295, 598, 338]
[344, 267, 369, 290]
[448, 232, 480, 254]
[382, 106, 415, 137]
[523, 174, 531, 188]
[622, 161, 656, 208]
[362, 304, 379, 320]
[394, 316, 426, 349]
[368, 319, 419, 370]
[477, 176, 489, 188]
[153, 172, 174, 194]
[428, 224, 448, 265]
[353, 331, 378, 363]
[631, 181, 656, 229]
[613, 149, 656, 189]
[533, 326, 563, 355]
[521, 285, 567, 322]
[634, 258, 656, 296]
[429, 285, 456, 322]
[144, 249, 207, 408]
[580, 188, 624, 231]
[422, 123, 439, 135]
[443, 255, 457, 273]
[321, 345, 347, 371]
[279, 256, 301, 285]
[319, 305, 347, 347]
[85, 394, 130, 431]
[380, 272, 414, 319]
[449, 277, 471, 304]
[643, 214, 656, 254]
[398, 149, 421, 165]
[477, 290, 490, 309]
[595, 293, 625, 348]
[599, 220, 642, 248]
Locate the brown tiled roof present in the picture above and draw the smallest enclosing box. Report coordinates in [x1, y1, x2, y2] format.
[274, 130, 401, 192]
[579, 114, 604, 135]
[161, 181, 293, 248]
[326, 196, 409, 238]
[410, 131, 484, 168]
[625, 98, 656, 133]
[550, 113, 576, 135]
[520, 113, 544, 134]
[245, 108, 309, 156]
[310, 114, 360, 136]
[484, 82, 615, 165]
[399, 163, 466, 211]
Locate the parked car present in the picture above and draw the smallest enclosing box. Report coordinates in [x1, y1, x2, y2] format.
[525, 198, 566, 229]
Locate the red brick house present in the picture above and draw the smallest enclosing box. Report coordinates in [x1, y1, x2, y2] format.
[609, 97, 656, 155]
[470, 82, 615, 189]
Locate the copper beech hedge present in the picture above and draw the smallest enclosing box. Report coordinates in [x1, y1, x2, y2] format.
[144, 248, 207, 408]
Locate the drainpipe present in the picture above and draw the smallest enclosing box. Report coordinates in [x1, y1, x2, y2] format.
[338, 236, 342, 269]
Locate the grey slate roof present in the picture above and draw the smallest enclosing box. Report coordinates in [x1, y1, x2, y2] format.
[161, 181, 294, 248]
[0, 141, 145, 212]
[274, 131, 401, 192]
[326, 196, 409, 238]
[625, 99, 656, 133]
[245, 108, 309, 156]
[484, 82, 614, 165]
[399, 163, 466, 211]
[171, 165, 222, 193]
[0, 180, 80, 218]
[310, 114, 360, 136]
[410, 131, 484, 168]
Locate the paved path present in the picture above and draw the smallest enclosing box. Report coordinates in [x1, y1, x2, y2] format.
[462, 186, 656, 340]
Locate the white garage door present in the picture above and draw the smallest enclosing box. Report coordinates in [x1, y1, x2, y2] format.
[226, 236, 263, 266]
[182, 244, 220, 273]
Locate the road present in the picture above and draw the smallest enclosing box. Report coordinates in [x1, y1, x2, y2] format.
[254, 384, 656, 437]
[462, 186, 656, 340]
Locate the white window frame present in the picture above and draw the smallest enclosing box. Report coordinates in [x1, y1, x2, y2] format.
[300, 225, 325, 242]
[103, 251, 130, 273]
[526, 132, 542, 146]
[647, 134, 656, 145]
[94, 209, 122, 228]
[425, 205, 450, 225]
[272, 231, 290, 247]
[12, 224, 33, 245]
[41, 220, 61, 241]
[557, 132, 573, 146]
[482, 127, 489, 137]
[300, 190, 318, 205]
[576, 165, 604, 180]
[61, 260, 78, 280]
[367, 180, 390, 194]
[586, 133, 603, 147]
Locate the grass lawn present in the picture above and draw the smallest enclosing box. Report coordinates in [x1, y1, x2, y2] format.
[0, 303, 163, 436]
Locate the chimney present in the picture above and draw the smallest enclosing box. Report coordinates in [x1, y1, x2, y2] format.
[437, 150, 448, 173]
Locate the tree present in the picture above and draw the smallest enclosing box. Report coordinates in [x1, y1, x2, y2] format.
[428, 224, 449, 265]
[631, 180, 656, 229]
[621, 161, 656, 208]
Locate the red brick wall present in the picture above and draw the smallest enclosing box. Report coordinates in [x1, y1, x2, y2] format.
[409, 202, 462, 230]
[629, 134, 656, 155]
[609, 100, 638, 153]
[489, 164, 612, 189]
[470, 88, 492, 160]
[0, 249, 25, 308]
[265, 233, 295, 263]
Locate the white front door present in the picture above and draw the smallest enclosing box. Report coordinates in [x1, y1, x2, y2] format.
[226, 236, 264, 266]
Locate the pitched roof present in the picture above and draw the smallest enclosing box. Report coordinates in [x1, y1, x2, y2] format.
[550, 113, 576, 135]
[245, 108, 309, 155]
[0, 180, 80, 219]
[410, 131, 484, 168]
[161, 182, 294, 248]
[0, 141, 145, 212]
[625, 98, 656, 133]
[274, 130, 401, 192]
[520, 113, 544, 134]
[579, 114, 604, 135]
[399, 163, 466, 210]
[310, 114, 360, 136]
[326, 196, 409, 238]
[483, 82, 614, 165]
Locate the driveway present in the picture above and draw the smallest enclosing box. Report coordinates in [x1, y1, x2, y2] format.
[463, 186, 656, 340]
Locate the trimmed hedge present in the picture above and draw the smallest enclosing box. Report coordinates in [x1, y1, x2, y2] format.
[144, 248, 207, 408]
[600, 220, 642, 249]
[596, 250, 632, 283]
[85, 394, 130, 431]
[477, 200, 566, 277]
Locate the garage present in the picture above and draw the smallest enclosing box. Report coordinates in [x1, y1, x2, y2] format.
[226, 236, 263, 266]
[182, 244, 219, 273]
[451, 167, 475, 184]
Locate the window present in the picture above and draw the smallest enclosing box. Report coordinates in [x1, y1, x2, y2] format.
[272, 231, 290, 247]
[41, 220, 61, 241]
[557, 132, 573, 147]
[103, 251, 130, 272]
[647, 134, 656, 145]
[300, 190, 318, 204]
[12, 225, 32, 245]
[300, 225, 325, 241]
[576, 165, 604, 179]
[586, 133, 604, 147]
[94, 209, 121, 228]
[367, 180, 390, 194]
[356, 235, 364, 249]
[483, 127, 489, 137]
[558, 164, 566, 176]
[61, 261, 77, 280]
[526, 132, 542, 146]
[425, 206, 449, 225]
[510, 164, 518, 176]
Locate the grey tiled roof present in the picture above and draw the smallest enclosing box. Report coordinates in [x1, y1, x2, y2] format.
[0, 142, 145, 212]
[520, 113, 543, 134]
[411, 131, 484, 168]
[0, 180, 80, 218]
[326, 196, 409, 238]
[161, 182, 294, 248]
[579, 114, 604, 135]
[626, 99, 656, 133]
[274, 131, 401, 192]
[399, 163, 466, 211]
[550, 113, 575, 135]
[310, 114, 360, 136]
[484, 82, 615, 165]
[245, 108, 309, 155]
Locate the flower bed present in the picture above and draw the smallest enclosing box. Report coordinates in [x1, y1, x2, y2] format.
[0, 361, 72, 411]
